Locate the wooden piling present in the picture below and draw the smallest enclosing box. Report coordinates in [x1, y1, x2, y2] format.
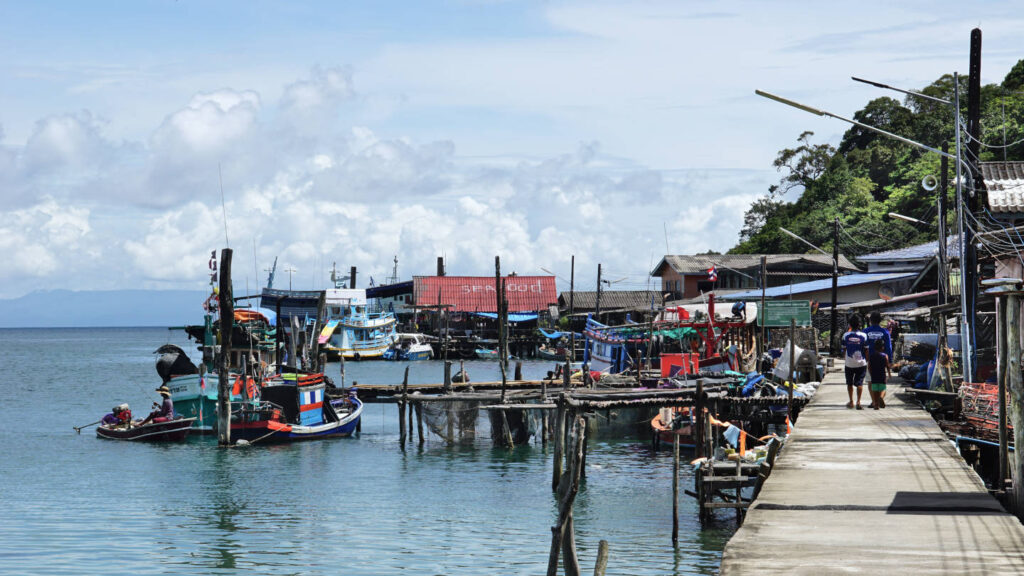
[416, 401, 424, 446]
[515, 360, 523, 381]
[217, 248, 233, 446]
[997, 296, 1009, 491]
[399, 366, 409, 446]
[1007, 294, 1024, 516]
[443, 360, 452, 394]
[672, 431, 680, 544]
[547, 414, 585, 576]
[593, 540, 609, 576]
[694, 379, 705, 459]
[552, 395, 566, 491]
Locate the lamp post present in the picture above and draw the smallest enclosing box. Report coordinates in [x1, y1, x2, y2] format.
[756, 87, 975, 380]
[779, 226, 840, 355]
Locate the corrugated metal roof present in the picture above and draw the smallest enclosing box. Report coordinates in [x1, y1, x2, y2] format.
[413, 276, 556, 313]
[856, 236, 961, 262]
[652, 253, 859, 276]
[719, 272, 916, 300]
[558, 290, 663, 310]
[982, 161, 1024, 213]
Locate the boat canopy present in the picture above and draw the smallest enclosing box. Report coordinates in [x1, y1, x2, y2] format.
[472, 312, 538, 323]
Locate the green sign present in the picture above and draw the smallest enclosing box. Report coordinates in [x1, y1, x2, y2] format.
[758, 300, 812, 327]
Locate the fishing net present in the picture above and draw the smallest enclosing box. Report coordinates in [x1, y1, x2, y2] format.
[420, 400, 482, 443]
[959, 382, 1007, 441]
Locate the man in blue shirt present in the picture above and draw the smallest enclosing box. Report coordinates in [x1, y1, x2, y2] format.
[843, 314, 869, 410]
[864, 311, 892, 357]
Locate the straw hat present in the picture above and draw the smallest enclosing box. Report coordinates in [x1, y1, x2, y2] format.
[156, 385, 171, 397]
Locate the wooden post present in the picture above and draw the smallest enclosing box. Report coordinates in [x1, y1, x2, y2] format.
[399, 366, 409, 446]
[416, 400, 424, 446]
[671, 431, 680, 544]
[496, 256, 509, 403]
[547, 414, 584, 576]
[408, 393, 415, 441]
[217, 248, 234, 446]
[353, 380, 361, 435]
[694, 379, 705, 459]
[998, 296, 1009, 492]
[593, 540, 609, 576]
[1006, 294, 1024, 516]
[515, 360, 523, 381]
[788, 318, 795, 419]
[552, 395, 566, 491]
[443, 360, 452, 393]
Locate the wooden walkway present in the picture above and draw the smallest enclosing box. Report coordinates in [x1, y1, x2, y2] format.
[720, 368, 1024, 575]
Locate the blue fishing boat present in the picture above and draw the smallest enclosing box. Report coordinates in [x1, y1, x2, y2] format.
[317, 286, 398, 360]
[231, 373, 362, 444]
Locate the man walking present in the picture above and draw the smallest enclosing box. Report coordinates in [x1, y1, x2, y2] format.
[864, 311, 893, 407]
[843, 314, 869, 410]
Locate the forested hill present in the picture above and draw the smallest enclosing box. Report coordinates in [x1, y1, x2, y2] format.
[731, 60, 1024, 256]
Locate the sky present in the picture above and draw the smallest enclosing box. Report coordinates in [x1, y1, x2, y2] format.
[0, 0, 1022, 299]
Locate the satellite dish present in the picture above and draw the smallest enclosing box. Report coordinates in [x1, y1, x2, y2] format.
[878, 285, 895, 301]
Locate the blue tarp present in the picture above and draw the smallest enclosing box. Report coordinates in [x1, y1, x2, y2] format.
[472, 312, 538, 323]
[539, 328, 563, 339]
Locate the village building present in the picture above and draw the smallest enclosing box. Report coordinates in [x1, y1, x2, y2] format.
[650, 254, 860, 301]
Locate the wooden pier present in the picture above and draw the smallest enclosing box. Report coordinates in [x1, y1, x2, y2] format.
[720, 368, 1024, 575]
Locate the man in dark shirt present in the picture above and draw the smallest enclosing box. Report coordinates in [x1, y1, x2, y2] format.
[141, 385, 175, 425]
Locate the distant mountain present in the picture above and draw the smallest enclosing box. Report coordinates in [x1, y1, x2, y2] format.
[0, 290, 211, 328]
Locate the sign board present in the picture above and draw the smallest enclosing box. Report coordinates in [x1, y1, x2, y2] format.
[758, 300, 812, 327]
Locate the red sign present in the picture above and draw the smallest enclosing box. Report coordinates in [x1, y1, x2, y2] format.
[413, 276, 557, 313]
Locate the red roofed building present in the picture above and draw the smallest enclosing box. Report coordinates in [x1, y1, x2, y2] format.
[413, 275, 557, 313]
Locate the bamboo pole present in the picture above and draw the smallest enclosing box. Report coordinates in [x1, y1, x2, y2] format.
[788, 318, 795, 419]
[217, 248, 234, 446]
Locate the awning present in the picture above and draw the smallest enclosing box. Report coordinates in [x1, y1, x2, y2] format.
[472, 312, 538, 323]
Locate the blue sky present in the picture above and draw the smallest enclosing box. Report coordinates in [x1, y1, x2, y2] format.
[0, 1, 1021, 298]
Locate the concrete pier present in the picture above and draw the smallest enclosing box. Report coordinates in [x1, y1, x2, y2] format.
[720, 369, 1024, 575]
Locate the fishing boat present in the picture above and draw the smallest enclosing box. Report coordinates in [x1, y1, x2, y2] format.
[317, 286, 398, 360]
[231, 373, 363, 443]
[96, 417, 196, 442]
[383, 333, 434, 361]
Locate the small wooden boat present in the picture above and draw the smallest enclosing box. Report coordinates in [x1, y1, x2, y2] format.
[537, 345, 566, 361]
[96, 417, 196, 442]
[651, 407, 695, 449]
[475, 347, 512, 360]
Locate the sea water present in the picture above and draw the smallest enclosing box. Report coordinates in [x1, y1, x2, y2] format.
[0, 327, 733, 575]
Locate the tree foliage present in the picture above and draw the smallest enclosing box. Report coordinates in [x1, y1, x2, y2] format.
[732, 60, 1024, 256]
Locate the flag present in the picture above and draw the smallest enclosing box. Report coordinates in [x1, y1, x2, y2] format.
[707, 265, 718, 282]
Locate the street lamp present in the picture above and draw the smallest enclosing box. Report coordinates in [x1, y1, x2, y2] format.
[779, 227, 829, 256]
[888, 212, 929, 226]
[778, 225, 841, 356]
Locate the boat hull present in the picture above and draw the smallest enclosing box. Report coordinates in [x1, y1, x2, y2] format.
[97, 418, 196, 442]
[231, 399, 363, 444]
[167, 373, 226, 433]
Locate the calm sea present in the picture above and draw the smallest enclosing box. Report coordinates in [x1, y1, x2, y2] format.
[0, 327, 733, 575]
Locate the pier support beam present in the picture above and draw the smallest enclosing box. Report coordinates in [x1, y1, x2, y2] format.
[217, 248, 233, 447]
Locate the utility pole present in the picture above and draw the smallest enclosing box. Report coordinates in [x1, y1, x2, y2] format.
[759, 255, 767, 358]
[830, 218, 839, 356]
[595, 263, 603, 321]
[569, 255, 575, 363]
[939, 145, 949, 307]
[963, 28, 982, 383]
[954, 72, 974, 383]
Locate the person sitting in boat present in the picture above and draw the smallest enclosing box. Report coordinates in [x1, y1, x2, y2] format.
[140, 385, 175, 425]
[101, 404, 131, 427]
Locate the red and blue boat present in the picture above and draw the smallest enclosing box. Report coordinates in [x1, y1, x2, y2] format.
[230, 373, 362, 444]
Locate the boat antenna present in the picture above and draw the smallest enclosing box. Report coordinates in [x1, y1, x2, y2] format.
[219, 163, 230, 248]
